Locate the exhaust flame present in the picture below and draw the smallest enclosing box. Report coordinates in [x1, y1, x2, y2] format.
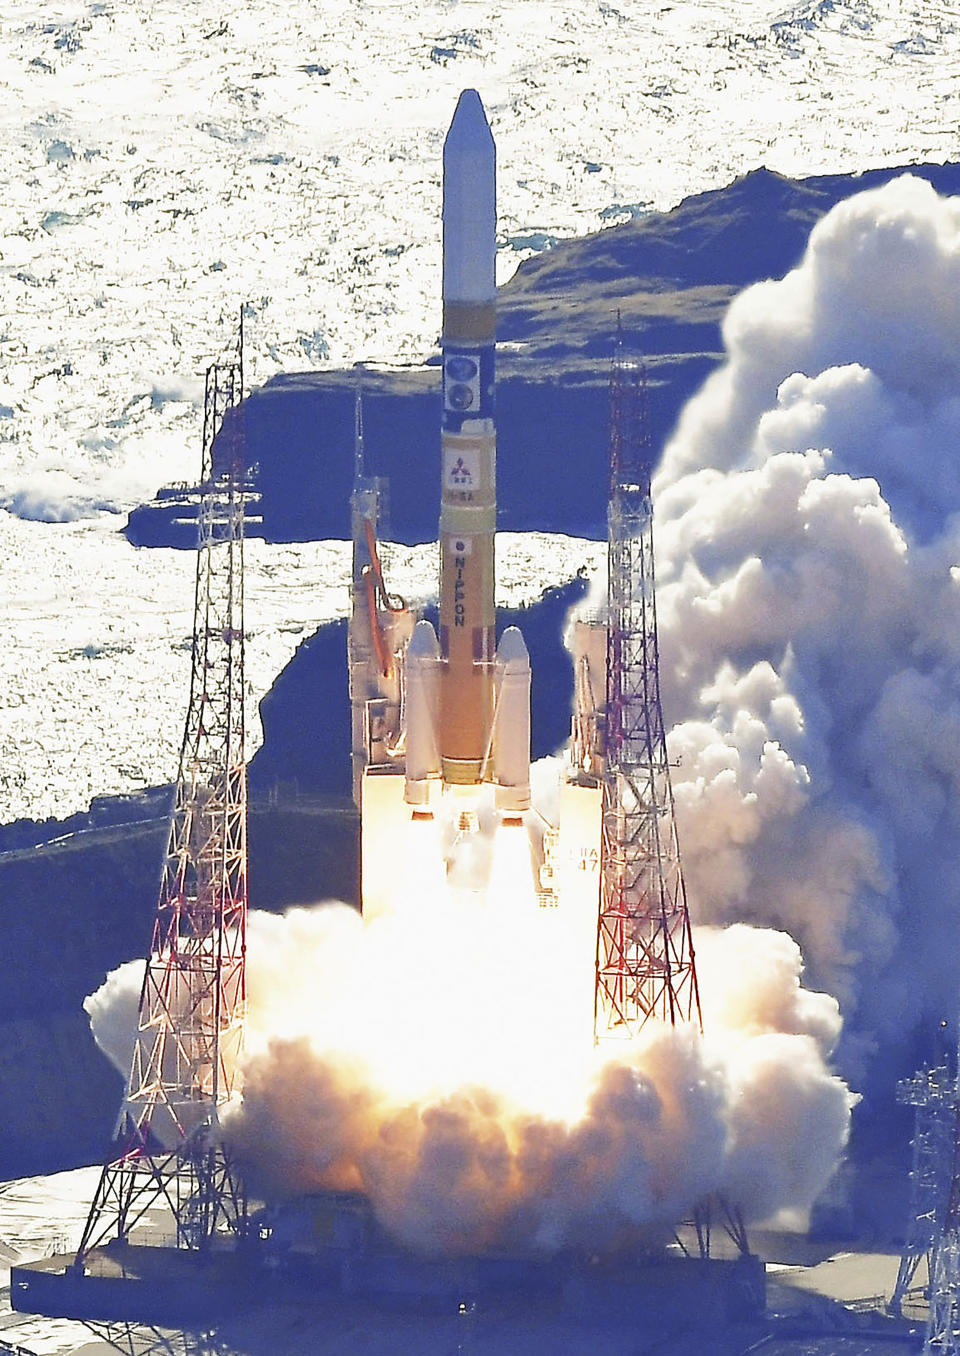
[87, 865, 852, 1254]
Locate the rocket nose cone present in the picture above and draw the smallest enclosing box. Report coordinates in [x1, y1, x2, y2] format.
[442, 89, 496, 308]
[408, 618, 441, 660]
[456, 88, 484, 115]
[495, 625, 530, 671]
[444, 88, 494, 158]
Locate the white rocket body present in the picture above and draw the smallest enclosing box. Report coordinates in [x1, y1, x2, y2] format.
[493, 626, 531, 816]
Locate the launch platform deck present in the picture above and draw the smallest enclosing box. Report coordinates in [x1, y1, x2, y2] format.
[11, 1231, 766, 1330]
[10, 1244, 260, 1325]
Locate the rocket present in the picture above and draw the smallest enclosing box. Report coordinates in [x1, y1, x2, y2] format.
[437, 88, 497, 789]
[403, 89, 531, 818]
[358, 91, 597, 933]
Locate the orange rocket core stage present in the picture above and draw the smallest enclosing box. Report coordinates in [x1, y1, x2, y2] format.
[437, 90, 498, 786]
[438, 371, 497, 783]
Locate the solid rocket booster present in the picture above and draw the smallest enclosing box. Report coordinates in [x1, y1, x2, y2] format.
[438, 88, 497, 786]
[493, 626, 531, 815]
[404, 618, 442, 804]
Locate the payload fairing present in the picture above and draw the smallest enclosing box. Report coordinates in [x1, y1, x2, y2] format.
[350, 91, 601, 947]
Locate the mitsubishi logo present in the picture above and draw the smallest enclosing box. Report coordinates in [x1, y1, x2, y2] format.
[450, 458, 473, 486]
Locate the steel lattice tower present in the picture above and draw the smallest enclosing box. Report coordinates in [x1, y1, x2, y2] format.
[76, 355, 249, 1262]
[890, 1067, 956, 1317]
[595, 350, 702, 1040]
[925, 1078, 960, 1352]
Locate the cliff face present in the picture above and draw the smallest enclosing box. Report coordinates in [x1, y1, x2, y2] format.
[127, 162, 960, 552]
[0, 821, 164, 1177]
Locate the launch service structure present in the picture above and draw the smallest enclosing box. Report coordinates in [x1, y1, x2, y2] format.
[890, 1066, 957, 1317]
[565, 348, 702, 1044]
[75, 353, 251, 1264]
[925, 1112, 960, 1352]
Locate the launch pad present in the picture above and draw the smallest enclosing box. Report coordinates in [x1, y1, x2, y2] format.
[11, 1201, 765, 1335]
[11, 1244, 259, 1326]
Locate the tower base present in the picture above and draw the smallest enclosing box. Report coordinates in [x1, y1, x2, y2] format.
[11, 1243, 258, 1326]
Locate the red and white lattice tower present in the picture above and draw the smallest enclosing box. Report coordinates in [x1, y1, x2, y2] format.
[596, 349, 701, 1039]
[76, 354, 249, 1260]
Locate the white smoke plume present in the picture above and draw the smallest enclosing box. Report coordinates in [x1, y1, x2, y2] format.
[87, 903, 852, 1254]
[641, 173, 960, 1064]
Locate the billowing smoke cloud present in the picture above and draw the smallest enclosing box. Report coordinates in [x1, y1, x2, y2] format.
[638, 173, 960, 1061]
[87, 902, 852, 1254]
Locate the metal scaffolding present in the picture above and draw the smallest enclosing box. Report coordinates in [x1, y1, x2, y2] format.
[76, 351, 250, 1262]
[925, 1085, 960, 1352]
[890, 1066, 956, 1317]
[596, 350, 702, 1040]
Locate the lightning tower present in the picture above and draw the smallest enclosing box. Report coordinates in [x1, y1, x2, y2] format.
[925, 1106, 960, 1352]
[595, 351, 701, 1040]
[75, 344, 250, 1262]
[890, 1066, 956, 1317]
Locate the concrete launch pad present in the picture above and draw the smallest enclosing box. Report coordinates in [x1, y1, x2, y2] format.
[11, 1244, 260, 1326]
[11, 1237, 765, 1340]
[3, 1224, 931, 1356]
[11, 1189, 766, 1334]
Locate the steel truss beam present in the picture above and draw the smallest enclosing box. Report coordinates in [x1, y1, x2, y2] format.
[890, 1066, 956, 1317]
[926, 1092, 960, 1352]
